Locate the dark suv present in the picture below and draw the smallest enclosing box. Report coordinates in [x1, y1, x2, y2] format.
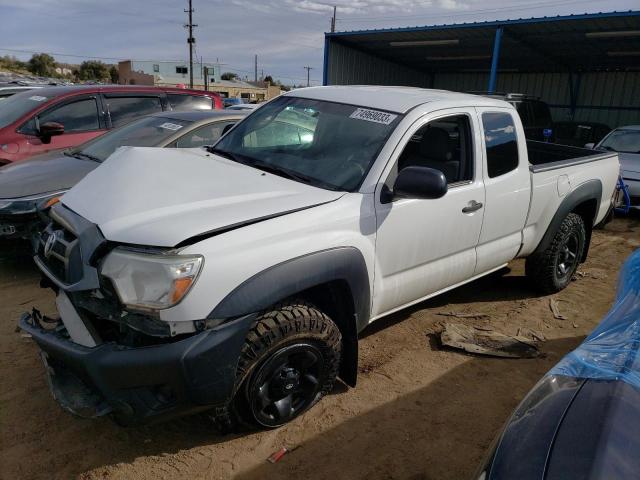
[0, 85, 223, 164]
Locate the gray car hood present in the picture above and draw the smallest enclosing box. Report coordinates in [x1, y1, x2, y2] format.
[0, 151, 97, 199]
[62, 147, 344, 247]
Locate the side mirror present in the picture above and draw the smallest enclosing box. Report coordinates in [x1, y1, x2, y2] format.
[584, 143, 595, 149]
[38, 122, 65, 144]
[391, 166, 448, 201]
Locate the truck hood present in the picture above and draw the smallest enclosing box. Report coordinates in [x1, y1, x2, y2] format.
[0, 150, 97, 199]
[61, 147, 344, 247]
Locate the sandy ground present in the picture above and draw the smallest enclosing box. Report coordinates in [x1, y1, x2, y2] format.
[0, 216, 638, 480]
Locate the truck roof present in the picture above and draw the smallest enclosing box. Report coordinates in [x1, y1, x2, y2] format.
[286, 85, 512, 114]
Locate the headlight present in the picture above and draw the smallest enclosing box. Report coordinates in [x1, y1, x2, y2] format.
[101, 248, 204, 311]
[0, 190, 67, 215]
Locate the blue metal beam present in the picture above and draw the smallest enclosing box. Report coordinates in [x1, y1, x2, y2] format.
[322, 36, 330, 86]
[488, 26, 503, 93]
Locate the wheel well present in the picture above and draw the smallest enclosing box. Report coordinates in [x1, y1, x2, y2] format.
[571, 198, 597, 262]
[290, 280, 359, 387]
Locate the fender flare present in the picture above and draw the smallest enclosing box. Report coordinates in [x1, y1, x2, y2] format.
[532, 179, 602, 261]
[208, 247, 370, 388]
[209, 247, 370, 326]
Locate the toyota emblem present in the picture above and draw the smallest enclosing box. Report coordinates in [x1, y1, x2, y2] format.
[43, 230, 62, 258]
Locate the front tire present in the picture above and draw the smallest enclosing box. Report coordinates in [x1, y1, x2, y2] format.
[526, 212, 586, 293]
[232, 300, 341, 429]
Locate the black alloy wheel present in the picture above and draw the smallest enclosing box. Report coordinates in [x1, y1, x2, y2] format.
[247, 343, 324, 427]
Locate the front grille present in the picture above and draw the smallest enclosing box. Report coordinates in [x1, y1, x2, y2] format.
[36, 221, 82, 285]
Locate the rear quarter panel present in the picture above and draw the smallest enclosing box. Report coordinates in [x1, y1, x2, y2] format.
[519, 154, 619, 257]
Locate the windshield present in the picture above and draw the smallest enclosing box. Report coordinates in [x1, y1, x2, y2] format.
[76, 115, 193, 162]
[213, 96, 401, 191]
[0, 90, 53, 129]
[599, 129, 640, 154]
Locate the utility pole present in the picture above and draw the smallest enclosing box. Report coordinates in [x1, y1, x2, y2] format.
[184, 0, 197, 88]
[254, 54, 258, 83]
[330, 6, 336, 33]
[303, 66, 313, 87]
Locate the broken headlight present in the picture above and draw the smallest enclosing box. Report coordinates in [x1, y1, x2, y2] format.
[0, 190, 67, 215]
[100, 248, 203, 311]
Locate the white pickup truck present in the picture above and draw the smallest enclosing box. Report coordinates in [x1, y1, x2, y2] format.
[21, 86, 619, 429]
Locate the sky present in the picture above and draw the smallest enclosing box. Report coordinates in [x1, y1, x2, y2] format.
[1, 0, 638, 86]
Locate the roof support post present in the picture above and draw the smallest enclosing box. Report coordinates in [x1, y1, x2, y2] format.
[488, 26, 503, 93]
[323, 36, 330, 86]
[569, 72, 582, 120]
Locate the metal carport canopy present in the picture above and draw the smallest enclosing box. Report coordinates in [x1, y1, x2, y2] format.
[323, 10, 640, 90]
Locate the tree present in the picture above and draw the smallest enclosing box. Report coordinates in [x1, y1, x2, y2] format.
[28, 53, 56, 77]
[221, 72, 238, 81]
[109, 65, 119, 84]
[263, 75, 274, 84]
[78, 60, 110, 81]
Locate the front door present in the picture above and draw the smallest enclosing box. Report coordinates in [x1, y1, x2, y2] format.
[372, 109, 485, 318]
[22, 95, 106, 156]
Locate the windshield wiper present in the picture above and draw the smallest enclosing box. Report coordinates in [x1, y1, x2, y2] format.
[65, 150, 101, 162]
[247, 161, 314, 184]
[205, 146, 242, 162]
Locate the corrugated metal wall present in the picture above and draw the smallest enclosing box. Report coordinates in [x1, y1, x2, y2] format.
[327, 41, 429, 87]
[327, 41, 640, 128]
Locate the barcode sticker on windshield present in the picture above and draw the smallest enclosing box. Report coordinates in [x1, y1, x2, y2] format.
[29, 95, 47, 102]
[158, 122, 184, 131]
[350, 108, 397, 125]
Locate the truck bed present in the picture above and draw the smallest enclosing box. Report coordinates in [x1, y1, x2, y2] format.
[518, 141, 619, 258]
[527, 140, 614, 172]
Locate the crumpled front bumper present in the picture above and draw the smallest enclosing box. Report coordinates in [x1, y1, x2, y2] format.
[20, 311, 256, 425]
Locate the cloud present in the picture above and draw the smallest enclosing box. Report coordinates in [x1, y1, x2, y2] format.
[2, 0, 639, 85]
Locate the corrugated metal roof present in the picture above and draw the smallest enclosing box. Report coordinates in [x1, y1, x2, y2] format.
[326, 11, 640, 73]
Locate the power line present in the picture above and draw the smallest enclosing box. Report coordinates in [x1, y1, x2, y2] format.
[331, 6, 337, 33]
[336, 0, 604, 24]
[303, 66, 313, 87]
[184, 0, 197, 88]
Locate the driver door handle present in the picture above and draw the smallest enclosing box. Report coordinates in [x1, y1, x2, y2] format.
[462, 200, 483, 213]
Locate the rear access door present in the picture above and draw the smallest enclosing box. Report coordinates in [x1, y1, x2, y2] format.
[473, 107, 531, 274]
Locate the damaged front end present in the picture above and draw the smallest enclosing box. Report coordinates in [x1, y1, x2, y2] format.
[20, 203, 255, 425]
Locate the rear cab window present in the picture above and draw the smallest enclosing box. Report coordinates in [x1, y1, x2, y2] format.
[482, 112, 519, 178]
[104, 96, 163, 128]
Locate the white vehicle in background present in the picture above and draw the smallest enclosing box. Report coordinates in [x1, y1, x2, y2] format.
[587, 125, 640, 210]
[21, 86, 619, 430]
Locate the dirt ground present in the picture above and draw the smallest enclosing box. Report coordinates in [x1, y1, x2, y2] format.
[1, 216, 638, 480]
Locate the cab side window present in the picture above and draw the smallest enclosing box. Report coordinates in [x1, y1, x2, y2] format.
[482, 112, 519, 178]
[32, 98, 100, 133]
[397, 114, 473, 184]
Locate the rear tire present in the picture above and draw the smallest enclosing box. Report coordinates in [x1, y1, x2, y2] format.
[526, 213, 586, 294]
[232, 300, 341, 429]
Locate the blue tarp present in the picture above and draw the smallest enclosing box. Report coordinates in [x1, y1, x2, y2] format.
[551, 249, 640, 389]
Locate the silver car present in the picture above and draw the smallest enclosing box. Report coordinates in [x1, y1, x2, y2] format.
[589, 125, 640, 210]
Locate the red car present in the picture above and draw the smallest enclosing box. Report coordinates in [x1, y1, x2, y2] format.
[0, 85, 223, 164]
